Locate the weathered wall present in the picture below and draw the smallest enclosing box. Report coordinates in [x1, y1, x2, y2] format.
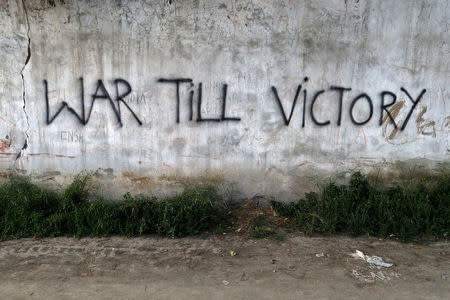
[0, 0, 449, 200]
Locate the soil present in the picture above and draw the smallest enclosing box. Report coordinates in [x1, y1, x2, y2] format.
[0, 234, 448, 299]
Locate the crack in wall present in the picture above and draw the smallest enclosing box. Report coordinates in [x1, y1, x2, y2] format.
[16, 0, 31, 165]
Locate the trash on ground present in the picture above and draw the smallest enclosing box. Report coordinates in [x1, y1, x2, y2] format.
[222, 280, 230, 286]
[316, 252, 324, 257]
[230, 250, 237, 256]
[351, 249, 393, 268]
[351, 269, 400, 283]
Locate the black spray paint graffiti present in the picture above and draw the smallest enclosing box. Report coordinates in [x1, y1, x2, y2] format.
[43, 77, 426, 131]
[157, 78, 241, 123]
[44, 78, 142, 127]
[271, 83, 426, 130]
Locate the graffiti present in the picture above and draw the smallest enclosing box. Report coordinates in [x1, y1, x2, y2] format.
[415, 106, 436, 137]
[310, 90, 328, 126]
[60, 130, 83, 143]
[271, 83, 425, 130]
[271, 77, 305, 126]
[380, 91, 398, 128]
[399, 87, 427, 131]
[44, 78, 142, 127]
[349, 93, 373, 126]
[43, 77, 426, 132]
[329, 86, 351, 126]
[157, 78, 192, 123]
[157, 79, 241, 123]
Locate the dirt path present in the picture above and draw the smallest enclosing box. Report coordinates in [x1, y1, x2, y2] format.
[0, 235, 448, 299]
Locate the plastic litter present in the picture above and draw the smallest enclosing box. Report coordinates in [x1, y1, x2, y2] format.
[351, 269, 400, 283]
[351, 249, 393, 268]
[222, 280, 230, 286]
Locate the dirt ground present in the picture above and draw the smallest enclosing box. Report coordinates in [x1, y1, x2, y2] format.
[0, 234, 448, 300]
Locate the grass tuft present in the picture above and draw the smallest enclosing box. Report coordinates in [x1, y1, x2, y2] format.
[271, 171, 450, 241]
[1, 170, 448, 242]
[0, 175, 224, 240]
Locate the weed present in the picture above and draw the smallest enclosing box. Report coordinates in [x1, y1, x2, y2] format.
[1, 170, 448, 242]
[0, 176, 60, 239]
[157, 186, 225, 237]
[271, 171, 450, 241]
[0, 175, 225, 240]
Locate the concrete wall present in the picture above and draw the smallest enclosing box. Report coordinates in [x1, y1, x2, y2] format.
[0, 0, 448, 200]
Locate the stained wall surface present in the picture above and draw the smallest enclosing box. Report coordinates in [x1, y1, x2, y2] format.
[0, 0, 449, 199]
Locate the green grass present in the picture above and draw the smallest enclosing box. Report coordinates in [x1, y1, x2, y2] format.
[1, 170, 449, 242]
[0, 175, 225, 239]
[271, 171, 450, 241]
